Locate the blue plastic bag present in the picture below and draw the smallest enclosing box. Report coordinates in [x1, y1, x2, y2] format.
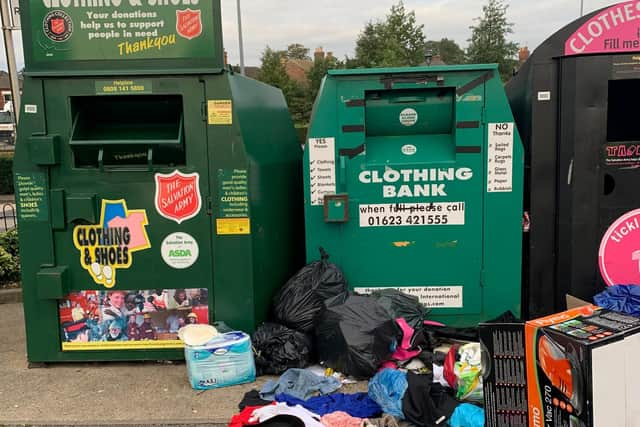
[449, 403, 484, 427]
[594, 285, 640, 317]
[368, 369, 408, 419]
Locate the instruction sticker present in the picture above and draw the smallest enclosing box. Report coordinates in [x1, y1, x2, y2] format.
[359, 202, 465, 227]
[216, 218, 251, 235]
[217, 169, 251, 235]
[487, 123, 514, 193]
[309, 138, 337, 206]
[208, 100, 233, 125]
[15, 173, 48, 222]
[73, 200, 151, 289]
[96, 79, 152, 95]
[154, 171, 202, 225]
[355, 286, 464, 308]
[161, 232, 199, 270]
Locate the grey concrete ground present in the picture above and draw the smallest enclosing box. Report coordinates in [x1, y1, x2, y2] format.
[0, 303, 366, 427]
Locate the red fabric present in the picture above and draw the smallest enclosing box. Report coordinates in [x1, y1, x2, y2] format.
[229, 406, 263, 427]
[443, 345, 459, 389]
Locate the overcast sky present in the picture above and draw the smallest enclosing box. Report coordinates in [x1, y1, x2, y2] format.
[220, 0, 617, 66]
[0, 0, 620, 70]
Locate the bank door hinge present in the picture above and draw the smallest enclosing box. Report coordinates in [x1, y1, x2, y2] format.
[206, 196, 213, 216]
[201, 102, 208, 122]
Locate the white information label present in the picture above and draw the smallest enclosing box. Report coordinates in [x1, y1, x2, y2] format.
[400, 108, 418, 126]
[359, 202, 465, 227]
[487, 123, 515, 193]
[537, 91, 552, 101]
[24, 105, 37, 114]
[161, 232, 199, 270]
[309, 137, 337, 206]
[401, 144, 417, 156]
[355, 286, 464, 308]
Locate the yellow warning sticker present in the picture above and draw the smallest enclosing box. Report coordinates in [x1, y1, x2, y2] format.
[216, 218, 251, 235]
[208, 100, 233, 125]
[62, 340, 184, 352]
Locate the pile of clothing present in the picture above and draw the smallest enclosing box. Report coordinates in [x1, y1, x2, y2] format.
[240, 251, 515, 427]
[228, 366, 484, 427]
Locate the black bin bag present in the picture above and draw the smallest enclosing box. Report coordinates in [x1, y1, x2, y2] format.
[370, 289, 428, 329]
[272, 248, 348, 333]
[252, 323, 313, 376]
[316, 295, 400, 379]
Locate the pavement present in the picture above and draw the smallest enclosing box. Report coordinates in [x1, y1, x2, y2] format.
[0, 303, 366, 427]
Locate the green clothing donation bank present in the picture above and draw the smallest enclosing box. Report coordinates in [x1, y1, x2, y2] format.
[304, 66, 524, 326]
[14, 0, 302, 363]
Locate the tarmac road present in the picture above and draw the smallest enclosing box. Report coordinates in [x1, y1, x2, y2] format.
[0, 303, 366, 427]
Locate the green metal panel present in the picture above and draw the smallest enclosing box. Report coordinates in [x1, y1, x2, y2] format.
[14, 0, 301, 363]
[305, 65, 523, 326]
[20, 0, 224, 76]
[15, 0, 301, 363]
[14, 72, 302, 362]
[207, 74, 304, 333]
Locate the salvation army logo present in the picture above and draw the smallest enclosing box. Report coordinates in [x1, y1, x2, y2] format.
[176, 9, 203, 40]
[43, 10, 73, 42]
[599, 209, 640, 287]
[154, 171, 202, 224]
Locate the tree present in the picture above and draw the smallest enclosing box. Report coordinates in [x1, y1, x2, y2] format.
[256, 45, 312, 125]
[307, 52, 340, 103]
[425, 38, 465, 65]
[257, 46, 289, 89]
[286, 43, 311, 60]
[354, 1, 426, 68]
[466, 0, 519, 81]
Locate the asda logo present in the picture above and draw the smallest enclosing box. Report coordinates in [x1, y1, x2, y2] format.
[169, 250, 192, 257]
[161, 232, 199, 270]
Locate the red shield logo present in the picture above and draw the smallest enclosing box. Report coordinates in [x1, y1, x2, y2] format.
[154, 171, 202, 224]
[51, 18, 66, 35]
[176, 9, 203, 40]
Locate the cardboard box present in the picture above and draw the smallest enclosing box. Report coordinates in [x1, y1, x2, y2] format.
[480, 306, 640, 427]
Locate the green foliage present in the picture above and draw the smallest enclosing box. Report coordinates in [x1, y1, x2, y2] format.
[466, 0, 519, 81]
[257, 46, 311, 125]
[425, 38, 466, 65]
[0, 152, 13, 195]
[257, 46, 290, 90]
[354, 1, 426, 68]
[286, 44, 311, 60]
[0, 229, 19, 284]
[307, 53, 340, 104]
[286, 82, 313, 125]
[0, 228, 18, 257]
